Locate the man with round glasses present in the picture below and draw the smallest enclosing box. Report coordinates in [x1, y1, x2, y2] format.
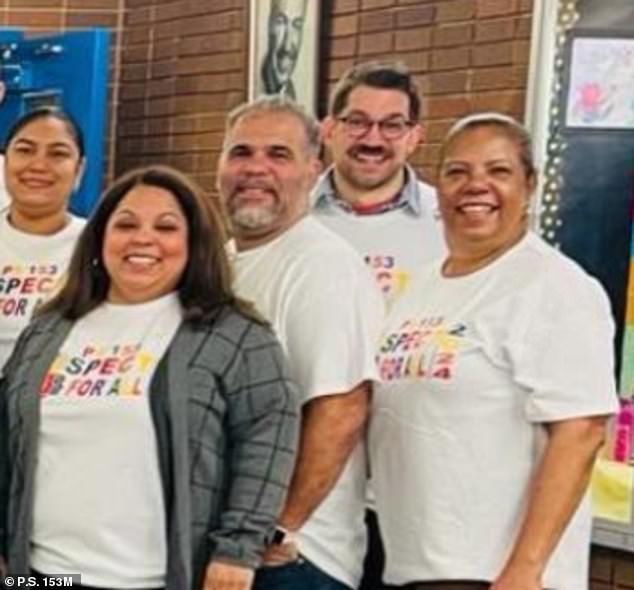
[312, 61, 447, 590]
[314, 61, 445, 311]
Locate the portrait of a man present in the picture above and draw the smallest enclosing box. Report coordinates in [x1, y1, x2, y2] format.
[260, 0, 308, 99]
[250, 0, 318, 112]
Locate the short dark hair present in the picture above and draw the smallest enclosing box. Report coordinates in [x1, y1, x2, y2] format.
[329, 61, 422, 121]
[40, 165, 258, 323]
[4, 107, 85, 157]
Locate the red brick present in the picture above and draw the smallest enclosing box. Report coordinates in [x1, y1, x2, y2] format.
[360, 9, 395, 33]
[124, 6, 152, 25]
[68, 0, 119, 7]
[332, 0, 360, 14]
[327, 58, 356, 81]
[148, 79, 176, 98]
[477, 0, 518, 18]
[120, 82, 146, 100]
[393, 51, 430, 73]
[153, 39, 179, 61]
[122, 43, 150, 64]
[66, 11, 119, 26]
[118, 120, 146, 138]
[123, 26, 150, 45]
[427, 95, 472, 118]
[120, 63, 148, 81]
[395, 28, 432, 51]
[431, 46, 471, 70]
[424, 119, 454, 142]
[416, 143, 442, 167]
[176, 72, 244, 94]
[14, 0, 62, 6]
[332, 14, 359, 36]
[472, 41, 513, 66]
[437, 0, 476, 22]
[178, 31, 243, 56]
[171, 114, 228, 134]
[175, 52, 243, 76]
[512, 39, 531, 64]
[395, 5, 435, 28]
[433, 23, 473, 47]
[471, 65, 526, 90]
[475, 17, 515, 42]
[331, 36, 357, 58]
[515, 14, 532, 38]
[359, 31, 393, 55]
[361, 0, 394, 8]
[428, 71, 469, 94]
[472, 89, 524, 114]
[7, 11, 62, 27]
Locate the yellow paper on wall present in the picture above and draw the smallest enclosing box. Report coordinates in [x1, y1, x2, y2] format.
[591, 458, 634, 523]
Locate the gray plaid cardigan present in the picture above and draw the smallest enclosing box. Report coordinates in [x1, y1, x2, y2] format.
[0, 306, 299, 589]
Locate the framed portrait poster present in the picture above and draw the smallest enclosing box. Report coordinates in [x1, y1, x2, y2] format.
[248, 0, 320, 113]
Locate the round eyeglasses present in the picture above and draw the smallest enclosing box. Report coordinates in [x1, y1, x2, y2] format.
[336, 114, 415, 140]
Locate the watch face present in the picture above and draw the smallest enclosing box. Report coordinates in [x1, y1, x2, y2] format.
[272, 527, 287, 545]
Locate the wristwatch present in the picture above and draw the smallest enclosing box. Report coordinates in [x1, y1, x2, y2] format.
[271, 525, 297, 545]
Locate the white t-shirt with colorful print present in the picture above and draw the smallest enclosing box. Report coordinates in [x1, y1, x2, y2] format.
[31, 293, 183, 588]
[0, 211, 84, 370]
[313, 175, 446, 311]
[370, 232, 618, 589]
[232, 215, 384, 589]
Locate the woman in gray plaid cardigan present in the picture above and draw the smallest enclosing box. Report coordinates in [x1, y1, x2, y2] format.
[0, 165, 300, 590]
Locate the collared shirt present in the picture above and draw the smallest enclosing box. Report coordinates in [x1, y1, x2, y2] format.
[312, 164, 423, 217]
[311, 164, 446, 311]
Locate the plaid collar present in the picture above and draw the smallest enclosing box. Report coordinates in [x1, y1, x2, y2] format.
[312, 164, 422, 216]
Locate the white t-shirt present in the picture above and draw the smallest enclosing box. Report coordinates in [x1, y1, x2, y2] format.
[31, 294, 183, 588]
[370, 232, 618, 589]
[313, 175, 446, 311]
[0, 156, 9, 210]
[0, 212, 84, 369]
[232, 216, 384, 588]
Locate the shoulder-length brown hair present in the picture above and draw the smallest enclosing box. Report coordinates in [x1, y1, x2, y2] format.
[41, 164, 259, 323]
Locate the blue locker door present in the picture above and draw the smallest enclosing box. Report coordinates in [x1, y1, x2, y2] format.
[0, 29, 110, 216]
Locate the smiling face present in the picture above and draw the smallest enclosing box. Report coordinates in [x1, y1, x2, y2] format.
[323, 85, 421, 193]
[267, 0, 307, 83]
[437, 124, 535, 258]
[5, 115, 83, 223]
[217, 110, 321, 249]
[103, 184, 189, 304]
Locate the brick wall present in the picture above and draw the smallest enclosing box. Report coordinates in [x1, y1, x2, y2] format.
[116, 0, 246, 191]
[324, 0, 533, 182]
[2, 0, 126, 186]
[116, 0, 533, 189]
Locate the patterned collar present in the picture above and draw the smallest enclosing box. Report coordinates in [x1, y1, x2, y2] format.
[312, 164, 422, 217]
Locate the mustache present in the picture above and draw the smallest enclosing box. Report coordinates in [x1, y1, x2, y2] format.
[348, 144, 393, 158]
[234, 179, 275, 191]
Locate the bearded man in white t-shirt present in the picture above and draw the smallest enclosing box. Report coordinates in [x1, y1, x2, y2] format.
[216, 95, 384, 590]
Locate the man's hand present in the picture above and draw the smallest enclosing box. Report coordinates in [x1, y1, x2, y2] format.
[261, 541, 299, 566]
[202, 561, 254, 590]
